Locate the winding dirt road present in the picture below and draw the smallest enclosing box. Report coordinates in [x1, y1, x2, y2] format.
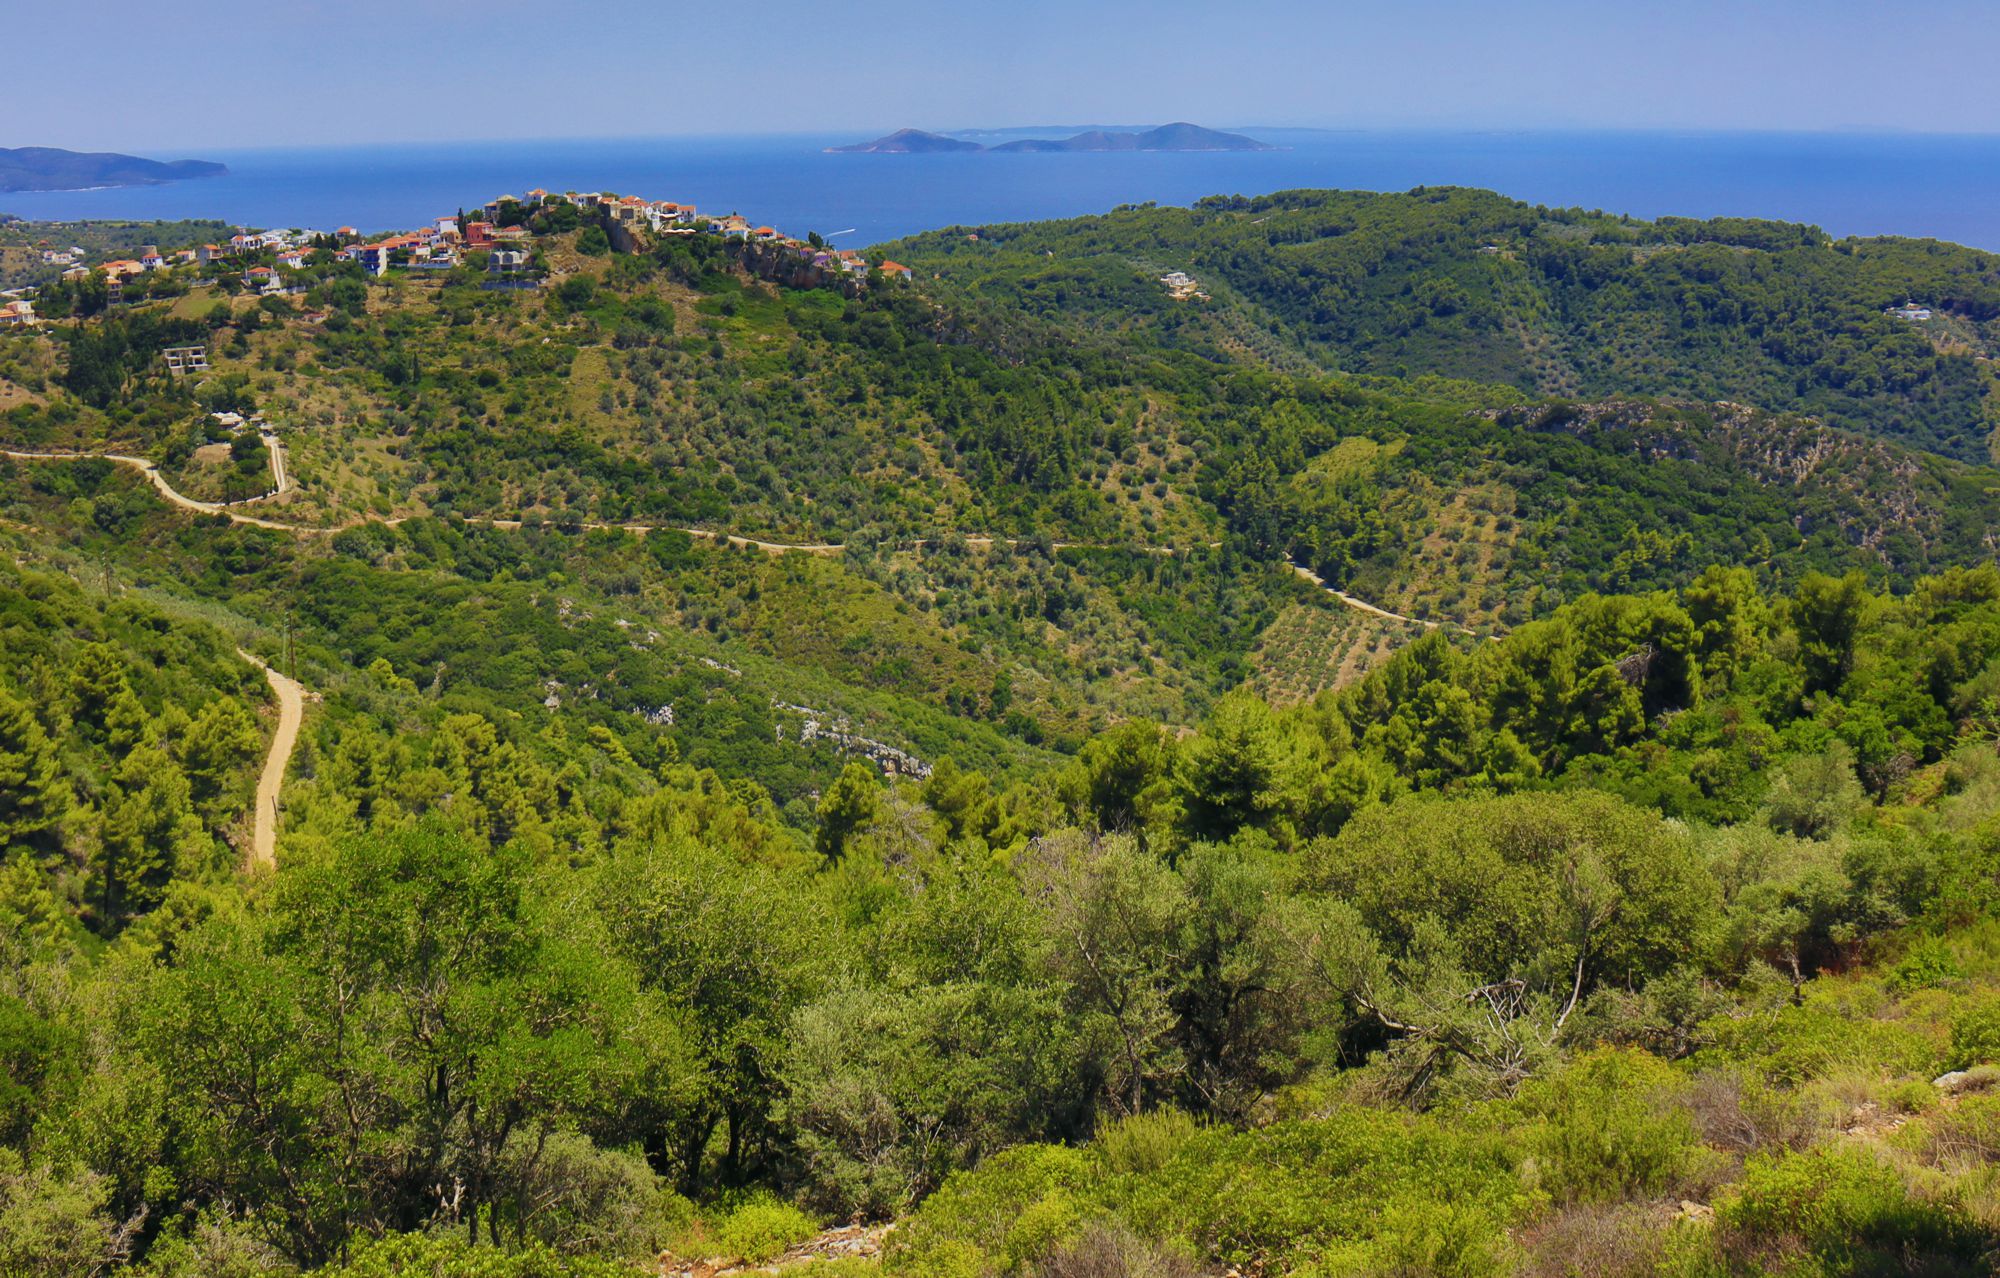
[4, 447, 1479, 632]
[4, 436, 296, 529]
[236, 649, 304, 871]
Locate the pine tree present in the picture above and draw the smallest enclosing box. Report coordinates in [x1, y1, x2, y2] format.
[0, 692, 67, 848]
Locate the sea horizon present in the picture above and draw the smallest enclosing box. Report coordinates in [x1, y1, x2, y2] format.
[8, 127, 2000, 250]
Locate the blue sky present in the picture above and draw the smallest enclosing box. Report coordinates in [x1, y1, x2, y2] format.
[12, 0, 1993, 151]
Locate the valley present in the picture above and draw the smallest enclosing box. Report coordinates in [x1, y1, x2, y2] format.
[7, 183, 2000, 1277]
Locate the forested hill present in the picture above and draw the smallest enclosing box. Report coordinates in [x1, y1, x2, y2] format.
[885, 187, 2000, 462]
[0, 145, 227, 192]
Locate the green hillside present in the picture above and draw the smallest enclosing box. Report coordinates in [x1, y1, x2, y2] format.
[6, 190, 2000, 1276]
[887, 187, 2000, 461]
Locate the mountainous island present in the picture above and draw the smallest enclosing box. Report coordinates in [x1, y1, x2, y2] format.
[829, 122, 1274, 153]
[0, 144, 228, 192]
[8, 183, 2000, 1276]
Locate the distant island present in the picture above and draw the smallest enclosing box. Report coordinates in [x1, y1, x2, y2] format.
[0, 146, 228, 193]
[829, 123, 1275, 154]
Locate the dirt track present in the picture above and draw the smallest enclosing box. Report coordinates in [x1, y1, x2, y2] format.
[4, 448, 1481, 632]
[236, 649, 304, 870]
[3, 441, 297, 529]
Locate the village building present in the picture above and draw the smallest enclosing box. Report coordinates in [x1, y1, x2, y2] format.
[341, 242, 393, 275]
[162, 345, 210, 376]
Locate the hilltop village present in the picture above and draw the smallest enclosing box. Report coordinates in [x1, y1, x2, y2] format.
[0, 187, 915, 324]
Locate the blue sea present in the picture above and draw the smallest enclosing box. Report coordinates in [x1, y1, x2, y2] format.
[7, 129, 2000, 250]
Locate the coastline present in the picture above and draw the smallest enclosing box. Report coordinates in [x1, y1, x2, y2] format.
[0, 174, 229, 196]
[2, 131, 1998, 249]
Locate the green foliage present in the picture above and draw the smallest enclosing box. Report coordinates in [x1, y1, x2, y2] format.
[1946, 997, 2000, 1070]
[13, 192, 2000, 1278]
[1715, 1145, 1986, 1275]
[709, 1195, 818, 1264]
[892, 188, 2000, 461]
[0, 689, 66, 846]
[889, 1111, 1528, 1277]
[313, 1232, 642, 1276]
[816, 762, 881, 861]
[0, 1150, 135, 1278]
[1509, 1048, 1708, 1204]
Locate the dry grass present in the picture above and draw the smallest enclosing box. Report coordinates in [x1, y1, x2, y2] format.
[1684, 1067, 1831, 1159]
[1516, 1202, 1673, 1278]
[1032, 1224, 1198, 1278]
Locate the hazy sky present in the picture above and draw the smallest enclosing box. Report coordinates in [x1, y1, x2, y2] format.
[11, 0, 1992, 152]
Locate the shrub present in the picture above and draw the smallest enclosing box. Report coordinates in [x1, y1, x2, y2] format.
[885, 1146, 1092, 1276]
[1514, 1203, 1668, 1278]
[1337, 1200, 1517, 1278]
[1915, 1094, 2000, 1168]
[317, 1233, 639, 1276]
[1682, 1067, 1827, 1155]
[1511, 1047, 1709, 1204]
[1094, 1109, 1199, 1177]
[495, 1130, 686, 1258]
[711, 1195, 819, 1265]
[1947, 996, 2000, 1070]
[1696, 994, 1939, 1086]
[1033, 1222, 1196, 1278]
[1891, 934, 1967, 994]
[891, 1113, 1529, 1277]
[1715, 1145, 1985, 1274]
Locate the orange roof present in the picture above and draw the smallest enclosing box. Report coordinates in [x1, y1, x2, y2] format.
[878, 260, 911, 272]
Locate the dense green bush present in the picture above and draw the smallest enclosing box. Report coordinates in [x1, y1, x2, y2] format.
[709, 1195, 819, 1264]
[1509, 1048, 1709, 1205]
[314, 1234, 642, 1276]
[1946, 997, 2000, 1070]
[1715, 1145, 1987, 1275]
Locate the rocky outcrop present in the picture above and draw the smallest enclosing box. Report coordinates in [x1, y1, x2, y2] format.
[773, 701, 929, 778]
